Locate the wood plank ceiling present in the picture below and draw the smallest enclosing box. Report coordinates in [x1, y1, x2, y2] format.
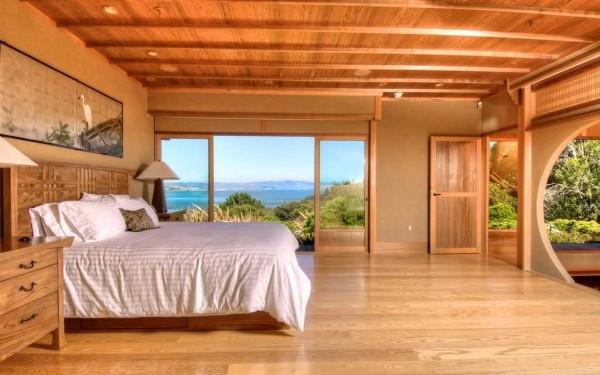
[23, 0, 600, 100]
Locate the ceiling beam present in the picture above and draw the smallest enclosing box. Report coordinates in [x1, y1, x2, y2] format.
[212, 0, 600, 20]
[147, 110, 376, 120]
[112, 59, 530, 74]
[132, 74, 504, 85]
[147, 85, 490, 94]
[24, 0, 600, 19]
[58, 22, 593, 44]
[147, 86, 484, 99]
[88, 42, 558, 60]
[148, 87, 490, 94]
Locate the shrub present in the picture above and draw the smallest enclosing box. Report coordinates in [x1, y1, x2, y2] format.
[489, 182, 517, 209]
[320, 195, 365, 228]
[183, 204, 269, 223]
[545, 140, 600, 222]
[546, 219, 600, 244]
[219, 192, 266, 218]
[489, 202, 517, 229]
[274, 199, 313, 222]
[285, 210, 314, 244]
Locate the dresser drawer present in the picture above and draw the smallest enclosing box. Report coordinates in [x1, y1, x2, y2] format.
[0, 266, 58, 316]
[0, 248, 57, 283]
[0, 293, 58, 361]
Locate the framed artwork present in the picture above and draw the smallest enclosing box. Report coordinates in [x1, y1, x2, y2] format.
[0, 42, 123, 157]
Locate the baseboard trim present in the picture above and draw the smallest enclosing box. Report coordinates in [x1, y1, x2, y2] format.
[375, 241, 428, 253]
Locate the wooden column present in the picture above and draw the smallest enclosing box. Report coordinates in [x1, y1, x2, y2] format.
[369, 97, 381, 253]
[517, 86, 533, 270]
[482, 136, 490, 257]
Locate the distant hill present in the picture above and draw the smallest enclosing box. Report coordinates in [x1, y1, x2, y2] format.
[165, 180, 314, 192]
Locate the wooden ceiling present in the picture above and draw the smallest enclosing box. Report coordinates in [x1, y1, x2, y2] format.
[23, 0, 600, 100]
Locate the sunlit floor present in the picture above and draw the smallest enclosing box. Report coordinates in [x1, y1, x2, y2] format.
[2, 252, 600, 374]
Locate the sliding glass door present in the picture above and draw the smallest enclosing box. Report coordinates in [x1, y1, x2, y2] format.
[214, 136, 315, 249]
[156, 134, 369, 252]
[316, 137, 368, 252]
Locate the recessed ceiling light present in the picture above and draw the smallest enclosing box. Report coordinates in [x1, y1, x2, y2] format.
[102, 5, 118, 15]
[353, 69, 371, 77]
[159, 64, 178, 73]
[394, 92, 403, 98]
[147, 50, 159, 57]
[435, 83, 444, 87]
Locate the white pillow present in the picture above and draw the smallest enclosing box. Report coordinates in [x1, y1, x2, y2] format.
[29, 210, 46, 237]
[29, 203, 66, 237]
[80, 193, 129, 202]
[58, 200, 126, 242]
[113, 196, 160, 226]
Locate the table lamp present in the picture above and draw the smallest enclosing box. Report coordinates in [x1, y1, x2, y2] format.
[136, 161, 179, 214]
[0, 136, 37, 168]
[0, 136, 37, 241]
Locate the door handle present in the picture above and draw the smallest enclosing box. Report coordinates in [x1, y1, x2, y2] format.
[433, 193, 442, 196]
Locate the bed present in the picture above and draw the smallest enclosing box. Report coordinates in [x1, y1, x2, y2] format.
[63, 222, 310, 331]
[2, 161, 311, 331]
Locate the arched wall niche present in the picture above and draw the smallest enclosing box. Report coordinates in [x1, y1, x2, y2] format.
[530, 112, 600, 282]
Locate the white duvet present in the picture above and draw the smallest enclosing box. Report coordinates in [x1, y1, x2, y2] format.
[63, 222, 311, 331]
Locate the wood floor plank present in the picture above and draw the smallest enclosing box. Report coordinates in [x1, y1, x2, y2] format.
[1, 252, 599, 374]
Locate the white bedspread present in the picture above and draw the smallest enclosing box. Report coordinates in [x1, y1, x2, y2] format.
[63, 222, 311, 331]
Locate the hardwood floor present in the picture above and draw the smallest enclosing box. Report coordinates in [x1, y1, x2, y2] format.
[2, 252, 600, 374]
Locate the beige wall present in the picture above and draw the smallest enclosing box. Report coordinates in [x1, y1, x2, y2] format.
[155, 117, 368, 135]
[481, 92, 518, 135]
[151, 92, 372, 136]
[149, 92, 376, 115]
[530, 113, 600, 282]
[0, 0, 153, 196]
[376, 101, 482, 247]
[151, 93, 481, 249]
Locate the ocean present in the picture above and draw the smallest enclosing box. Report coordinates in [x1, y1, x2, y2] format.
[166, 189, 314, 212]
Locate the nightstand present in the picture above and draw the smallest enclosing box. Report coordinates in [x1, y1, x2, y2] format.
[0, 236, 73, 361]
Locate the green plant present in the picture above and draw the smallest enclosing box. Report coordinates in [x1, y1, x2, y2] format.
[489, 182, 517, 209]
[274, 199, 313, 222]
[287, 210, 314, 244]
[219, 192, 267, 218]
[182, 205, 209, 222]
[546, 219, 600, 244]
[489, 202, 517, 229]
[545, 140, 600, 222]
[46, 121, 74, 147]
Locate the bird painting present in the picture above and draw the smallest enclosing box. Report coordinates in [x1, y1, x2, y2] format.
[78, 94, 93, 129]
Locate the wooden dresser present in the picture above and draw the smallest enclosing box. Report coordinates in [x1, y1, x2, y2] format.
[0, 237, 73, 361]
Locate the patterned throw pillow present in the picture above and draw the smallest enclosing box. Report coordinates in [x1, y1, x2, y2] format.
[120, 209, 157, 232]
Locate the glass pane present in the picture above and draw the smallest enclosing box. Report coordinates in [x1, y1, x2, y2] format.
[319, 141, 366, 230]
[214, 136, 315, 249]
[161, 138, 209, 221]
[435, 141, 477, 193]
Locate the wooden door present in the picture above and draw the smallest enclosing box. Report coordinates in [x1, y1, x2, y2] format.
[430, 137, 482, 254]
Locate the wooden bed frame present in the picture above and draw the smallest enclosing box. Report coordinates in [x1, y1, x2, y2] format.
[1, 161, 287, 332]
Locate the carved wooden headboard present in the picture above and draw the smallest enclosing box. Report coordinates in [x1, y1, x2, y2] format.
[2, 162, 133, 237]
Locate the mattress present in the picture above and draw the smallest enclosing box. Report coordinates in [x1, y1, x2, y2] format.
[63, 222, 311, 331]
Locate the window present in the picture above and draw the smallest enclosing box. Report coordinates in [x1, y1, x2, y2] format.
[160, 137, 210, 220]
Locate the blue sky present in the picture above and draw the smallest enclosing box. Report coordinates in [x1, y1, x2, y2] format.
[161, 136, 365, 183]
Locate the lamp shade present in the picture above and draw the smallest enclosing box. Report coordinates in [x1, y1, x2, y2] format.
[0, 136, 37, 168]
[136, 161, 179, 180]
